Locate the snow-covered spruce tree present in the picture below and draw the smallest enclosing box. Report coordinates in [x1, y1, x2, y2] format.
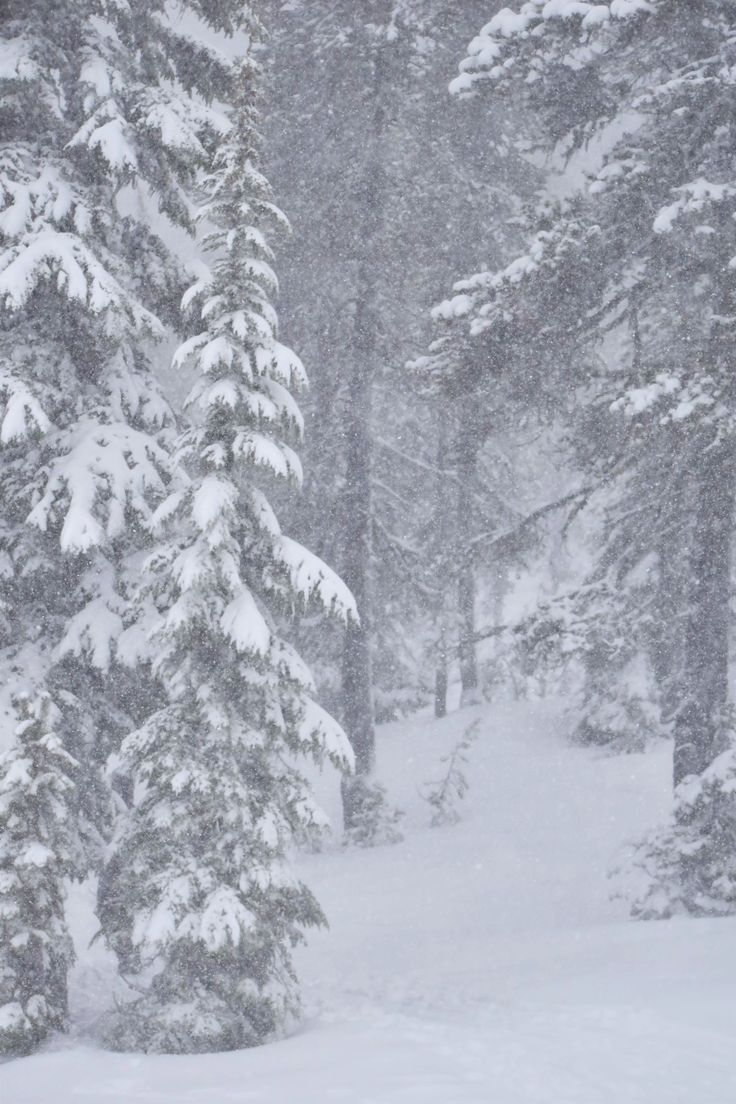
[0, 0, 176, 727]
[0, 694, 77, 1055]
[451, 2, 736, 910]
[0, 1, 254, 1047]
[97, 47, 357, 1054]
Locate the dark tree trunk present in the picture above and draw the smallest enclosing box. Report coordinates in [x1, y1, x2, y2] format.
[434, 626, 448, 718]
[458, 562, 478, 705]
[433, 411, 451, 718]
[673, 438, 735, 787]
[341, 358, 375, 782]
[340, 29, 388, 825]
[455, 402, 481, 707]
[673, 272, 736, 791]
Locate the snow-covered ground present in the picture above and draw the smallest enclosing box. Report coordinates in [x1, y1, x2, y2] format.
[4, 698, 736, 1103]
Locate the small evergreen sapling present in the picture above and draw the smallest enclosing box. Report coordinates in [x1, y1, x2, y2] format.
[0, 694, 77, 1056]
[422, 719, 479, 828]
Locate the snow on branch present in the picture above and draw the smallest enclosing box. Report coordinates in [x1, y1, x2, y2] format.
[450, 1, 659, 97]
[275, 536, 358, 624]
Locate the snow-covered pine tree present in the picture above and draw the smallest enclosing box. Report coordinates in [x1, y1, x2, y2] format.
[0, 694, 77, 1055]
[0, 1, 256, 1047]
[0, 1, 176, 723]
[97, 42, 357, 1054]
[450, 2, 736, 911]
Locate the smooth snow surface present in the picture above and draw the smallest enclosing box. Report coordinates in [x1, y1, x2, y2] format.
[4, 699, 736, 1103]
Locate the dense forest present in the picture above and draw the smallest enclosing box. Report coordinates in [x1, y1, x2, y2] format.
[1, 3, 736, 1101]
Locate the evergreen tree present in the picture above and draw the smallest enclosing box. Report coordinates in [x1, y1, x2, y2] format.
[0, 694, 77, 1055]
[0, 0, 258, 1046]
[0, 0, 179, 709]
[98, 45, 356, 1053]
[451, 1, 736, 910]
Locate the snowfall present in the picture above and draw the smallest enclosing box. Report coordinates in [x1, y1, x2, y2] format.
[3, 697, 736, 1104]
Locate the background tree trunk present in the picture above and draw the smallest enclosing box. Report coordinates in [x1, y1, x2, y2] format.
[340, 29, 388, 825]
[455, 398, 481, 707]
[433, 411, 451, 718]
[673, 438, 735, 787]
[341, 357, 376, 782]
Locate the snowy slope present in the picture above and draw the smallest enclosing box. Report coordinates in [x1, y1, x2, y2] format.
[4, 699, 736, 1103]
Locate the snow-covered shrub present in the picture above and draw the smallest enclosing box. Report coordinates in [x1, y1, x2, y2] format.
[342, 777, 404, 848]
